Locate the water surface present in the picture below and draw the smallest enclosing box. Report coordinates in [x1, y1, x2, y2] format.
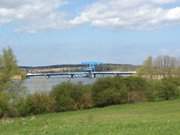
[24, 76, 98, 93]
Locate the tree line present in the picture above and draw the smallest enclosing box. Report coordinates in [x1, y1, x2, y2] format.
[138, 55, 180, 79]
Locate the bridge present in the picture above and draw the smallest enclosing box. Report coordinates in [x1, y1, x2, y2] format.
[26, 71, 137, 79]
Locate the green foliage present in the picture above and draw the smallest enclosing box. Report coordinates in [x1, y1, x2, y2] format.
[78, 85, 93, 109]
[0, 48, 21, 91]
[21, 93, 56, 116]
[145, 80, 161, 101]
[164, 77, 180, 87]
[157, 79, 179, 100]
[92, 77, 148, 107]
[51, 82, 93, 112]
[137, 56, 153, 78]
[0, 76, 180, 118]
[0, 92, 9, 118]
[92, 77, 128, 107]
[147, 79, 180, 101]
[123, 77, 148, 102]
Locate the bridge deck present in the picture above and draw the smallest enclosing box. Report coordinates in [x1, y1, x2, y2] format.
[26, 71, 136, 78]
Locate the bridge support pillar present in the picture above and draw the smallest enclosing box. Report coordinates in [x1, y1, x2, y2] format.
[71, 74, 74, 78]
[46, 75, 50, 79]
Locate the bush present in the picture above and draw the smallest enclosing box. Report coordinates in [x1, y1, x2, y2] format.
[92, 77, 128, 107]
[1, 76, 180, 119]
[50, 82, 93, 112]
[147, 78, 180, 101]
[4, 81, 28, 117]
[17, 93, 56, 116]
[92, 77, 149, 107]
[0, 92, 9, 118]
[162, 77, 180, 86]
[123, 77, 148, 103]
[77, 85, 93, 109]
[145, 80, 161, 101]
[163, 78, 180, 96]
[157, 79, 179, 100]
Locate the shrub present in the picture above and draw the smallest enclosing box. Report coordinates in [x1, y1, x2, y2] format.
[157, 79, 179, 100]
[145, 80, 161, 101]
[0, 92, 9, 118]
[147, 78, 179, 101]
[92, 77, 149, 107]
[4, 81, 28, 117]
[163, 78, 180, 96]
[123, 77, 148, 103]
[17, 93, 56, 116]
[77, 85, 93, 109]
[1, 76, 180, 119]
[92, 77, 128, 107]
[163, 77, 180, 86]
[50, 82, 92, 112]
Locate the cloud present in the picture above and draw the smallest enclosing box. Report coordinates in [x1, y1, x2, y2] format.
[0, 0, 71, 32]
[0, 0, 180, 32]
[71, 0, 180, 30]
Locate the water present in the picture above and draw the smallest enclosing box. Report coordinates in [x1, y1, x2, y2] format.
[23, 76, 98, 93]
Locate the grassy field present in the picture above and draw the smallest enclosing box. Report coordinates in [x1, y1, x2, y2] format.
[1, 100, 180, 135]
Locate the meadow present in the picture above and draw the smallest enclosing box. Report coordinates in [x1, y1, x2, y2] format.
[0, 99, 180, 135]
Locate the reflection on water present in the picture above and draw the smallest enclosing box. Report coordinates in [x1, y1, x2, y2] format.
[23, 76, 98, 93]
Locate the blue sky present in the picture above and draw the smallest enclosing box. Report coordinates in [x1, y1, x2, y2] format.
[0, 0, 180, 66]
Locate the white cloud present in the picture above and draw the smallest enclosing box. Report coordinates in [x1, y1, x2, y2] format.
[0, 0, 71, 32]
[0, 0, 180, 32]
[71, 0, 180, 30]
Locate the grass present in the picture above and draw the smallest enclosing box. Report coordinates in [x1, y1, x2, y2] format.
[1, 100, 180, 135]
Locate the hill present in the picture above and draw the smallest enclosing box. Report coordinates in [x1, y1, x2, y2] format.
[20, 64, 139, 73]
[0, 99, 180, 135]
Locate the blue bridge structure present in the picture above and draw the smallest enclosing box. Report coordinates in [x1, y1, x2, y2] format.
[81, 61, 102, 72]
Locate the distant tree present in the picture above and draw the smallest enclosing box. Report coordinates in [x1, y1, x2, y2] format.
[153, 55, 177, 77]
[138, 55, 179, 79]
[137, 56, 154, 79]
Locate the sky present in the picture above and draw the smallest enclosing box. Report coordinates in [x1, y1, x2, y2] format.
[0, 0, 180, 66]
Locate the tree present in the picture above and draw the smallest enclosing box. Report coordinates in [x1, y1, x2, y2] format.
[138, 55, 179, 79]
[0, 47, 21, 91]
[153, 55, 177, 77]
[137, 56, 154, 79]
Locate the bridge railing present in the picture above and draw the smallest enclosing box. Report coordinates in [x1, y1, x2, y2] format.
[26, 71, 137, 78]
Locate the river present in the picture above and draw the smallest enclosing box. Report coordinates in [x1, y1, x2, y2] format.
[23, 76, 99, 93]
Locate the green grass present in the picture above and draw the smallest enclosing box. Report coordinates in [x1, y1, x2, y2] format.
[1, 100, 180, 135]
